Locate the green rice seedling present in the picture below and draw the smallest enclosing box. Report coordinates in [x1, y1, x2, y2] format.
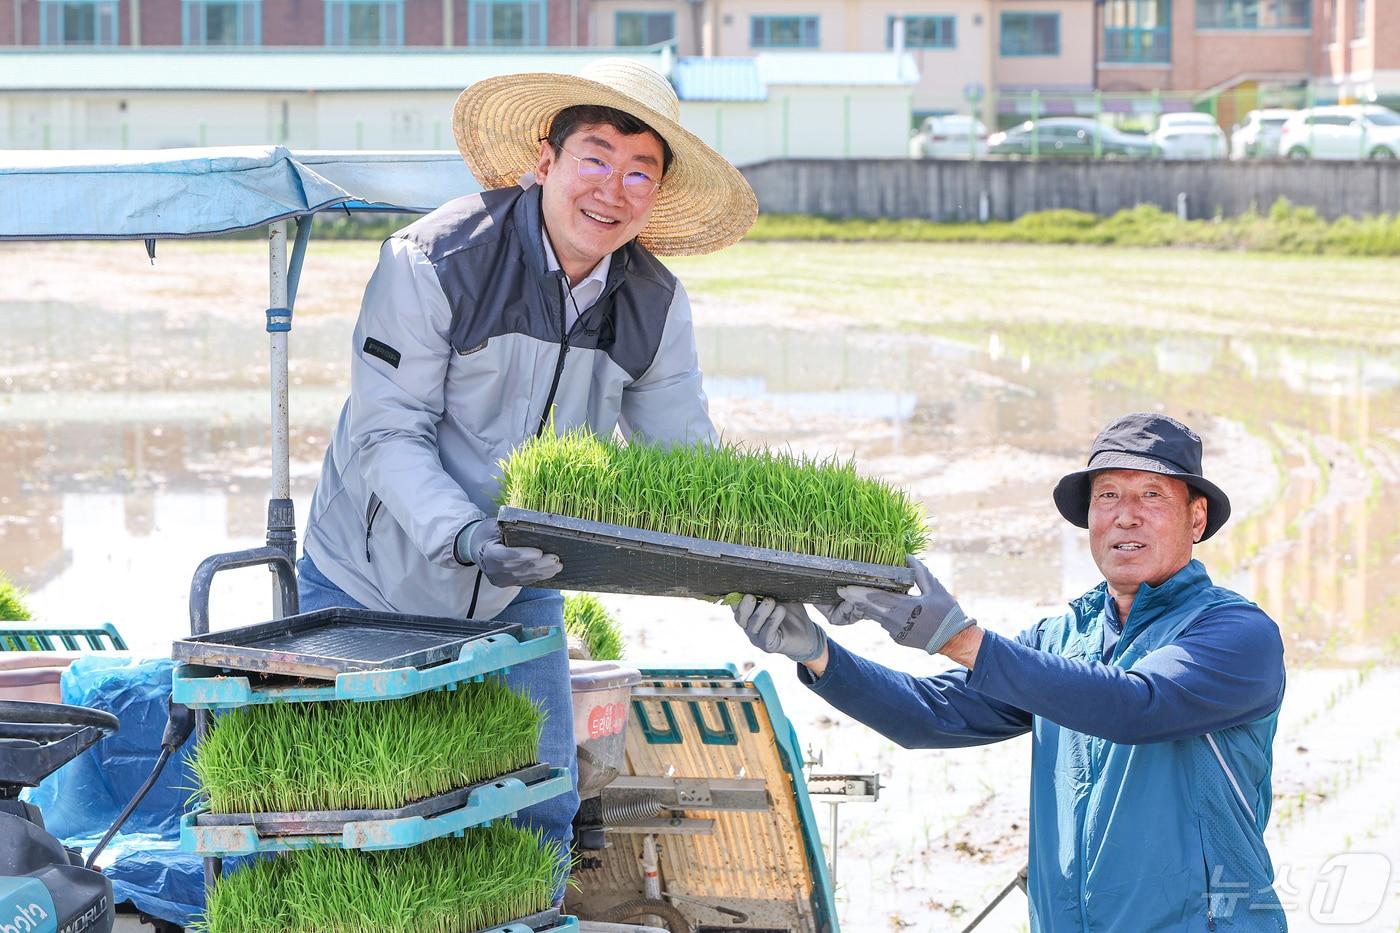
[191, 680, 542, 814]
[198, 821, 563, 933]
[0, 571, 32, 622]
[563, 594, 624, 661]
[499, 430, 927, 566]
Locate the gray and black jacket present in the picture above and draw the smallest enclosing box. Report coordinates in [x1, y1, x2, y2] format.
[304, 182, 717, 620]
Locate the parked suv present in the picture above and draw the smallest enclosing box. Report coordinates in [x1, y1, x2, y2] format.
[1278, 106, 1400, 160]
[1230, 109, 1295, 159]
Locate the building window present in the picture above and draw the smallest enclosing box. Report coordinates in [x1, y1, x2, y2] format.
[1354, 0, 1366, 37]
[887, 15, 955, 49]
[183, 0, 261, 45]
[326, 0, 403, 46]
[467, 0, 546, 45]
[1103, 0, 1171, 62]
[1195, 0, 1310, 29]
[38, 0, 118, 45]
[750, 15, 819, 48]
[615, 11, 675, 45]
[1000, 12, 1059, 55]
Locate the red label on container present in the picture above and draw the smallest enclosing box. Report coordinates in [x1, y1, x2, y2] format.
[587, 702, 628, 739]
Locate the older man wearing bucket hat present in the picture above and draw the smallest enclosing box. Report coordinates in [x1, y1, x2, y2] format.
[733, 413, 1288, 931]
[298, 59, 756, 870]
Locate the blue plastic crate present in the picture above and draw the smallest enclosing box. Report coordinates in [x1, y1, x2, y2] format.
[180, 766, 571, 855]
[171, 625, 564, 709]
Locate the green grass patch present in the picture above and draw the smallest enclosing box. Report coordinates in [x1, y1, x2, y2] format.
[199, 822, 562, 933]
[744, 200, 1400, 257]
[191, 681, 542, 813]
[0, 572, 32, 622]
[563, 594, 624, 661]
[499, 430, 927, 566]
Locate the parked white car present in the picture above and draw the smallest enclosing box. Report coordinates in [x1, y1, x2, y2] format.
[910, 115, 989, 159]
[1152, 112, 1227, 160]
[1230, 109, 1295, 159]
[1278, 105, 1400, 159]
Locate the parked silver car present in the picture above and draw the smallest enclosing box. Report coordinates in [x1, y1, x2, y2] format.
[1152, 112, 1227, 160]
[1230, 109, 1295, 159]
[910, 115, 989, 159]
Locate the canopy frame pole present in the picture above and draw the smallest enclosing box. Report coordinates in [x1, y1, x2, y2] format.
[265, 220, 297, 616]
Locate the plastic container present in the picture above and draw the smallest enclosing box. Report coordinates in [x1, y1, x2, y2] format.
[570, 661, 641, 799]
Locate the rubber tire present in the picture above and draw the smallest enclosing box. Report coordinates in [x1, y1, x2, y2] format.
[596, 897, 692, 933]
[1287, 147, 1310, 160]
[1370, 147, 1395, 160]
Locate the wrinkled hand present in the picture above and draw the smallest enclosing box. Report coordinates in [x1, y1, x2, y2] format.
[456, 518, 562, 587]
[732, 596, 827, 664]
[834, 557, 974, 656]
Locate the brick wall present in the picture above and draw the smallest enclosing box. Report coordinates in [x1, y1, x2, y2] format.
[264, 0, 324, 44]
[1375, 3, 1400, 72]
[404, 0, 448, 45]
[138, 0, 181, 44]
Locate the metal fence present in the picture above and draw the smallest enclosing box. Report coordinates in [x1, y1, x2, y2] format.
[740, 158, 1400, 221]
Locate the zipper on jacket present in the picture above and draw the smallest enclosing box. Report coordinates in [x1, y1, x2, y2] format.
[1205, 862, 1216, 931]
[365, 494, 383, 563]
[534, 274, 571, 438]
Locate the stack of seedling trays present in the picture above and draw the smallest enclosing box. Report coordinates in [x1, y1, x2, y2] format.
[170, 608, 577, 933]
[497, 431, 926, 602]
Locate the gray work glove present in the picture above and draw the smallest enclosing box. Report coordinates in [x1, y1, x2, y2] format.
[455, 518, 562, 588]
[732, 596, 827, 664]
[834, 557, 975, 656]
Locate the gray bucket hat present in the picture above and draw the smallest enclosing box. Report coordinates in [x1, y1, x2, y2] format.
[1052, 412, 1231, 541]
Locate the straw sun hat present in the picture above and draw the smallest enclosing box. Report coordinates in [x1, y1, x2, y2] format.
[453, 58, 757, 256]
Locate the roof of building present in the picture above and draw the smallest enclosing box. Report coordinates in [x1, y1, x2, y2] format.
[0, 47, 669, 92]
[673, 52, 918, 102]
[673, 57, 765, 102]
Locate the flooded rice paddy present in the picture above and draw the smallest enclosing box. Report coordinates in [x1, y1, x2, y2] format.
[1, 240, 1397, 931]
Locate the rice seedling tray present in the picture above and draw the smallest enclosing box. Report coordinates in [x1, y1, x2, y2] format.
[171, 608, 522, 680]
[497, 506, 915, 603]
[181, 764, 572, 855]
[483, 909, 578, 933]
[172, 624, 564, 709]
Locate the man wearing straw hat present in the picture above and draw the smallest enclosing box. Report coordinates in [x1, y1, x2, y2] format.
[733, 413, 1288, 931]
[298, 59, 757, 867]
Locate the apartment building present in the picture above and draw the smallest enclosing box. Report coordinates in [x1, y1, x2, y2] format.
[1095, 0, 1399, 122]
[0, 0, 592, 48]
[1314, 0, 1400, 105]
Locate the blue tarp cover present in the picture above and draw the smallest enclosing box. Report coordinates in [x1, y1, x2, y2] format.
[23, 655, 212, 926]
[0, 146, 481, 241]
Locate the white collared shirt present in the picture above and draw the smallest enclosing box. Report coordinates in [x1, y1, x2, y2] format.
[542, 232, 611, 331]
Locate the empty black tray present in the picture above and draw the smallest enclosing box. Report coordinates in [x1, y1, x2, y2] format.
[497, 506, 914, 603]
[172, 608, 523, 681]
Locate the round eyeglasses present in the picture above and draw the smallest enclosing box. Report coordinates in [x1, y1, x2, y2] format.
[558, 146, 661, 199]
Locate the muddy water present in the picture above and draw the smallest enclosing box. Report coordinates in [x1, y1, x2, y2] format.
[2, 269, 1399, 931]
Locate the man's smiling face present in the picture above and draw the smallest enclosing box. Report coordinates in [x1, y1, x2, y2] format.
[1088, 469, 1208, 599]
[536, 122, 664, 282]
